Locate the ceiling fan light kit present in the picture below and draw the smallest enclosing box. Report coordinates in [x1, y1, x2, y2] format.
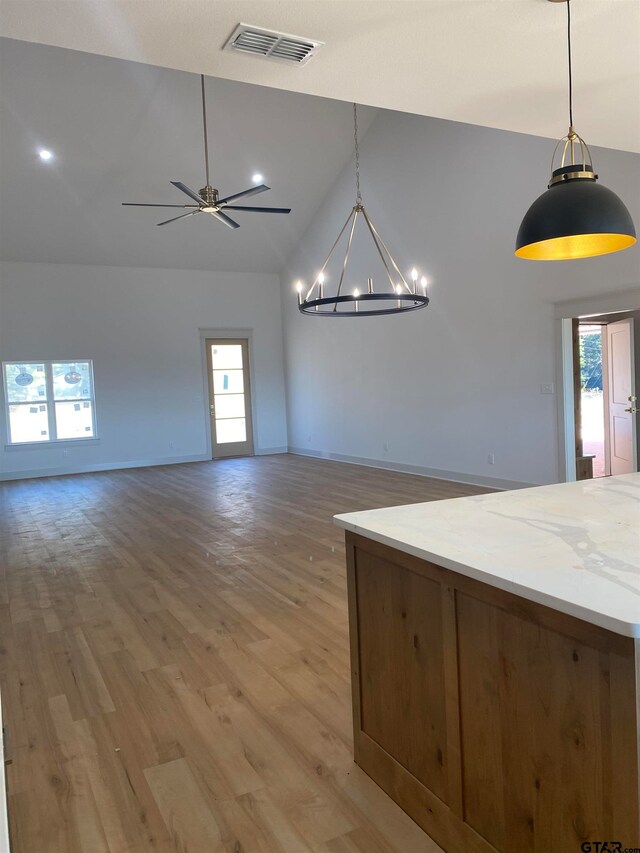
[295, 104, 430, 317]
[515, 0, 636, 260]
[122, 75, 291, 228]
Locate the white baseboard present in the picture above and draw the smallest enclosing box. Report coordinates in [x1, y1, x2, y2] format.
[1, 447, 536, 490]
[287, 446, 537, 491]
[0, 453, 210, 482]
[0, 447, 291, 482]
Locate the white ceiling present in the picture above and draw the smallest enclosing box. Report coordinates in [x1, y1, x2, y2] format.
[0, 38, 376, 272]
[0, 0, 638, 153]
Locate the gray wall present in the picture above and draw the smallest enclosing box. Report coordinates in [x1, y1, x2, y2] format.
[0, 262, 288, 479]
[281, 110, 640, 487]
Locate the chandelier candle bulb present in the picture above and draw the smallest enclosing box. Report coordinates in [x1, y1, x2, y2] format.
[354, 288, 360, 312]
[421, 276, 428, 296]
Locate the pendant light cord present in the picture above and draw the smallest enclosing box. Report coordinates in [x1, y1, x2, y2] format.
[201, 75, 211, 187]
[567, 0, 574, 129]
[353, 103, 362, 204]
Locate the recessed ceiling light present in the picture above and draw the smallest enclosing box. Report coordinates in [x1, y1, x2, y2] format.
[252, 173, 264, 183]
[38, 149, 53, 162]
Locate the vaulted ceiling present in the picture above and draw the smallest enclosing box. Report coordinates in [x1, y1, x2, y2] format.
[1, 1, 638, 274]
[1, 0, 638, 153]
[0, 38, 376, 272]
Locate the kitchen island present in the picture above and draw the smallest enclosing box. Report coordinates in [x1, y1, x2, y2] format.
[335, 473, 640, 853]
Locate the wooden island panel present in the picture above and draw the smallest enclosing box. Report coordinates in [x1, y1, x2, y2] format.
[356, 549, 448, 803]
[346, 531, 640, 853]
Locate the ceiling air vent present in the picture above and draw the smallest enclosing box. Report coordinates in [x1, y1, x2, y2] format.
[224, 24, 323, 66]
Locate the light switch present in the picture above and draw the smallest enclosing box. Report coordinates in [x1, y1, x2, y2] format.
[540, 383, 554, 395]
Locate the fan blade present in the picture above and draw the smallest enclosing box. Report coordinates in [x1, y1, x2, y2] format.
[216, 184, 270, 205]
[170, 181, 206, 204]
[223, 205, 291, 214]
[212, 210, 240, 230]
[157, 210, 200, 226]
[122, 203, 198, 208]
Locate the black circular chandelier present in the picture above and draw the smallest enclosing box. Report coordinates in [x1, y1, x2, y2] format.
[296, 104, 430, 317]
[516, 0, 636, 261]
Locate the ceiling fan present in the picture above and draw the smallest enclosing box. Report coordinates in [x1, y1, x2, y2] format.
[122, 75, 291, 228]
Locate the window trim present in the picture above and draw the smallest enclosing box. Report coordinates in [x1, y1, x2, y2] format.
[2, 359, 98, 446]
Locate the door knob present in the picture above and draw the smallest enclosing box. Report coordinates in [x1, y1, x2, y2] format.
[629, 395, 638, 402]
[624, 407, 639, 414]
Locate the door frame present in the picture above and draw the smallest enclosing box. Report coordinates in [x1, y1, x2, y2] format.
[199, 328, 259, 460]
[554, 288, 640, 482]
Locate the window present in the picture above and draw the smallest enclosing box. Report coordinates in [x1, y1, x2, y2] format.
[3, 361, 97, 445]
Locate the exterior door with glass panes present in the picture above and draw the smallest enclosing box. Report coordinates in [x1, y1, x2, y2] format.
[205, 339, 254, 458]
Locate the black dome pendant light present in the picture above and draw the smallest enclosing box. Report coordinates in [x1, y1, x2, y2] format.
[515, 0, 636, 261]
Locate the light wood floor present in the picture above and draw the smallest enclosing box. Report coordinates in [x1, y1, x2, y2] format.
[0, 454, 489, 853]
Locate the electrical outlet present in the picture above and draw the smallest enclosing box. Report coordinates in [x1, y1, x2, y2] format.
[540, 383, 554, 395]
[488, 453, 495, 465]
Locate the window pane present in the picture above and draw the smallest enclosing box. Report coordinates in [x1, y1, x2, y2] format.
[9, 403, 49, 442]
[52, 362, 92, 400]
[211, 345, 243, 370]
[215, 394, 245, 419]
[55, 401, 94, 439]
[213, 369, 244, 395]
[215, 418, 246, 444]
[4, 363, 46, 403]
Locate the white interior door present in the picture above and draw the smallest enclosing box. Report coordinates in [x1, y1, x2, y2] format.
[606, 318, 636, 475]
[206, 338, 254, 459]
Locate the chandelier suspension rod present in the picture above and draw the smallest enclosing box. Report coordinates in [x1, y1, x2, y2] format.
[360, 209, 398, 292]
[353, 103, 362, 204]
[361, 208, 411, 292]
[304, 207, 356, 301]
[333, 209, 359, 309]
[201, 74, 211, 188]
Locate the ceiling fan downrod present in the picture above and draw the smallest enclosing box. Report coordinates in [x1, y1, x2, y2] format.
[200, 75, 215, 203]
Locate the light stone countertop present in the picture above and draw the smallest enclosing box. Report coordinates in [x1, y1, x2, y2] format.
[334, 473, 640, 637]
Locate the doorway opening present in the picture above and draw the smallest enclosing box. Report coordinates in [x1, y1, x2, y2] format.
[568, 311, 638, 480]
[578, 323, 606, 477]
